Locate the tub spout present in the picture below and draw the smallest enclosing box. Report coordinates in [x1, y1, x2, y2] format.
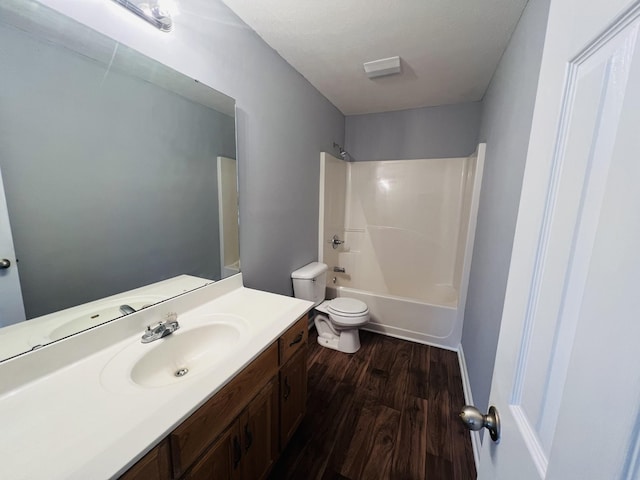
[119, 304, 136, 315]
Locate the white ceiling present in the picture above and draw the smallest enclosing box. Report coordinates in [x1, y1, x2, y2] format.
[221, 0, 529, 115]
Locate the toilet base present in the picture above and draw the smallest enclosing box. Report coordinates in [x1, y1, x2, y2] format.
[314, 315, 361, 354]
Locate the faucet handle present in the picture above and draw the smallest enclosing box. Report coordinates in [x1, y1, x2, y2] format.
[165, 312, 178, 322]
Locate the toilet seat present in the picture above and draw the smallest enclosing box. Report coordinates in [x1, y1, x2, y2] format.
[326, 298, 369, 328]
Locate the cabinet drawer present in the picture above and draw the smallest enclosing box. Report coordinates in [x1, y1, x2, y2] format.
[170, 342, 278, 478]
[119, 439, 171, 480]
[279, 315, 308, 365]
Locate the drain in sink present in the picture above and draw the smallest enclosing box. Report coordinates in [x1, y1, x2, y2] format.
[175, 368, 189, 377]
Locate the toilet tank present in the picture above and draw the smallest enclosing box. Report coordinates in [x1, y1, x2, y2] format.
[291, 262, 328, 307]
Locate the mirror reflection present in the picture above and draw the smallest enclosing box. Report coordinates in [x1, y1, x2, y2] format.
[0, 0, 239, 361]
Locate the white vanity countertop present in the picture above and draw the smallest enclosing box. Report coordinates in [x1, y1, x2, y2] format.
[0, 279, 313, 480]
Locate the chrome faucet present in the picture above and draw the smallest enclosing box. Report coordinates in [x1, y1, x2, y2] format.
[141, 313, 180, 343]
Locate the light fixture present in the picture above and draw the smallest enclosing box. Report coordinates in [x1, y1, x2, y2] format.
[363, 56, 402, 79]
[112, 0, 173, 32]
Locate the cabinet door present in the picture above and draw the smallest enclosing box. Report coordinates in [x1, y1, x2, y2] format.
[182, 422, 241, 480]
[279, 346, 307, 448]
[240, 377, 279, 480]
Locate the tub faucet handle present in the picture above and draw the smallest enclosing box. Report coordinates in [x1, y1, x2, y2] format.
[333, 266, 346, 273]
[329, 235, 344, 249]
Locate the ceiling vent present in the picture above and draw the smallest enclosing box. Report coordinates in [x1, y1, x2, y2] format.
[363, 56, 401, 79]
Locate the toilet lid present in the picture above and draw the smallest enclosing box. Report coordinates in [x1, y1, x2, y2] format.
[328, 298, 368, 315]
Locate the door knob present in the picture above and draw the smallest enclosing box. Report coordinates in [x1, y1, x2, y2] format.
[0, 258, 10, 269]
[459, 405, 501, 442]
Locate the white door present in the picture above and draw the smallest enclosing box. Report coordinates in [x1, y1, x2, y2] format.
[478, 0, 640, 478]
[0, 168, 25, 327]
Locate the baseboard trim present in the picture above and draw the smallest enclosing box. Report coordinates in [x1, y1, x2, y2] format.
[457, 344, 481, 471]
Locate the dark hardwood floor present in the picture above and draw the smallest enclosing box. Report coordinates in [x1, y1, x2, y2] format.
[269, 329, 476, 480]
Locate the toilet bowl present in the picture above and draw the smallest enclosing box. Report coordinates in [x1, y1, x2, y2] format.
[314, 298, 369, 353]
[291, 262, 369, 354]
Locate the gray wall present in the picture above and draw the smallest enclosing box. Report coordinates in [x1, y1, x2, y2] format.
[462, 0, 551, 416]
[203, 6, 346, 295]
[345, 102, 482, 160]
[0, 23, 236, 318]
[33, 0, 345, 299]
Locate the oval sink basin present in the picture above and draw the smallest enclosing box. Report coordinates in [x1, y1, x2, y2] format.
[100, 314, 249, 391]
[131, 323, 240, 387]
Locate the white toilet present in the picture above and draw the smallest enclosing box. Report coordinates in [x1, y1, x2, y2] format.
[291, 262, 369, 354]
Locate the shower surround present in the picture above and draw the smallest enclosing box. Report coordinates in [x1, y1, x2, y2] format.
[319, 146, 484, 349]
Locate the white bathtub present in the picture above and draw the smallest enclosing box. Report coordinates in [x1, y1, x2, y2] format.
[326, 285, 462, 351]
[319, 146, 485, 351]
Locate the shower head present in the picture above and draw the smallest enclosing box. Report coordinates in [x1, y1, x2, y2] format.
[333, 142, 349, 160]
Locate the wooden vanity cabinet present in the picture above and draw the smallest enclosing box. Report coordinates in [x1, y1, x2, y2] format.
[120, 313, 309, 480]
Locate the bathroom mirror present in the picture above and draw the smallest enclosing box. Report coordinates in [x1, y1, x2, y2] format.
[0, 0, 239, 361]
